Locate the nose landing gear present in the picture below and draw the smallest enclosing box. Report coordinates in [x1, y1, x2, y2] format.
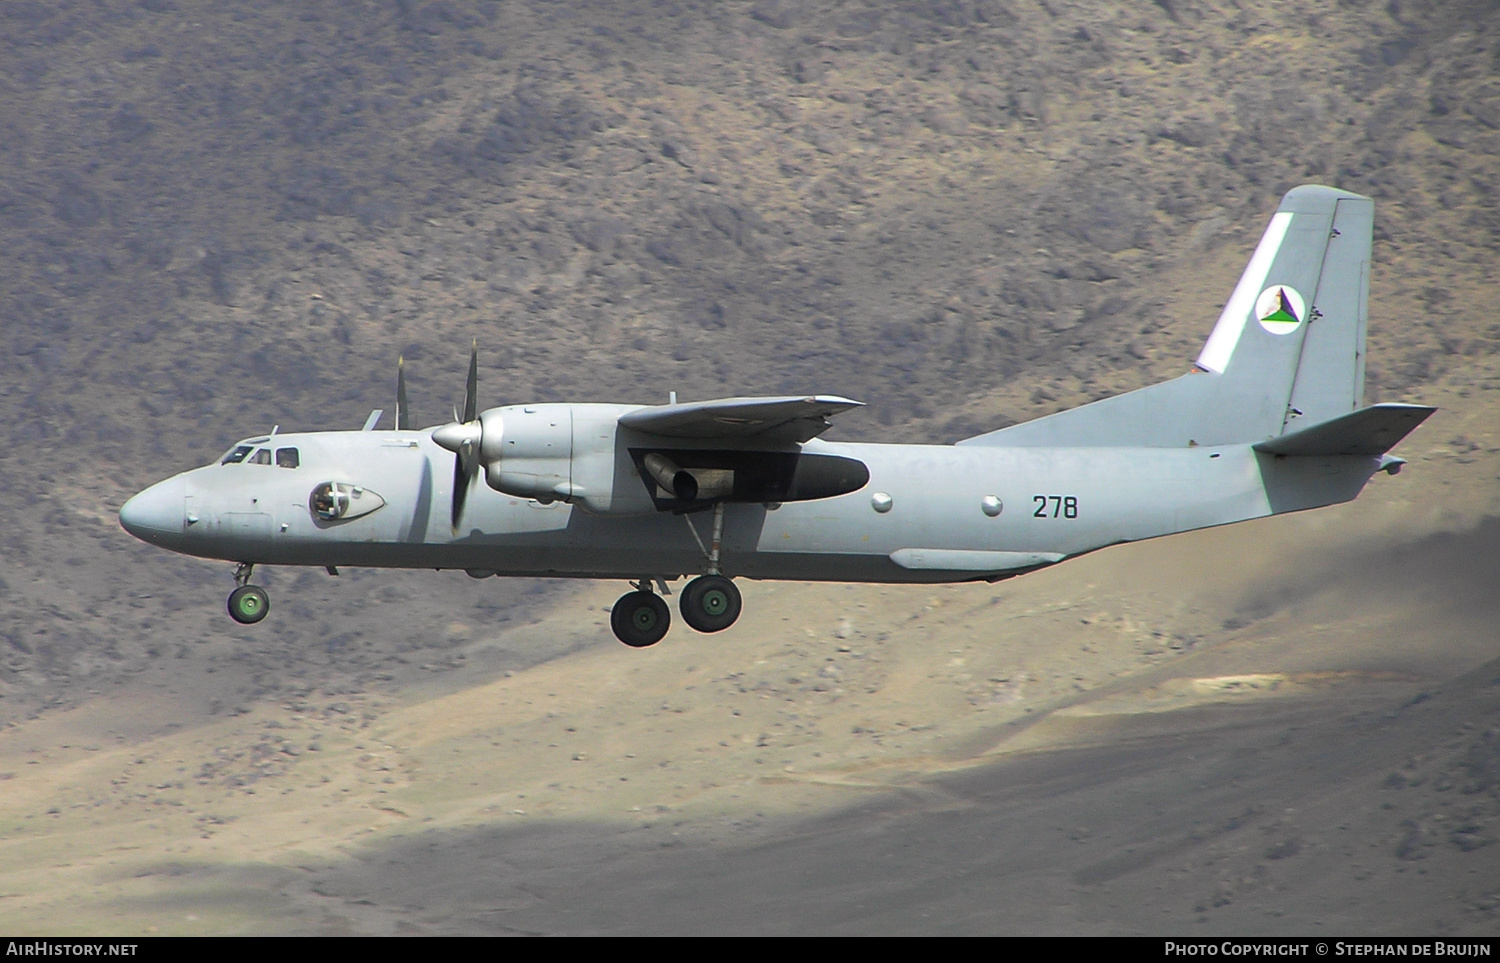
[227, 562, 270, 625]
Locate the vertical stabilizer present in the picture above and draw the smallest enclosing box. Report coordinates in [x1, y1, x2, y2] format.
[1193, 185, 1371, 434]
[960, 185, 1373, 449]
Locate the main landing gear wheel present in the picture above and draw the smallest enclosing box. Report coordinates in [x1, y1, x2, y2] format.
[228, 584, 270, 625]
[611, 590, 670, 648]
[679, 575, 742, 633]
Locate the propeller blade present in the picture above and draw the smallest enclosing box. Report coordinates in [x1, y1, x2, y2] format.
[433, 422, 481, 532]
[431, 341, 482, 532]
[396, 355, 410, 431]
[451, 448, 470, 531]
[463, 339, 478, 424]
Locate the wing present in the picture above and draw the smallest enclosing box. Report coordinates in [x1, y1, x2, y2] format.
[619, 395, 863, 443]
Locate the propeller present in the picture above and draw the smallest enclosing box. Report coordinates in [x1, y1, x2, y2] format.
[431, 340, 483, 532]
[395, 355, 410, 431]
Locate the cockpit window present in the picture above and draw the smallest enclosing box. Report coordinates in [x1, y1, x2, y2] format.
[251, 448, 272, 465]
[221, 445, 254, 465]
[276, 447, 300, 469]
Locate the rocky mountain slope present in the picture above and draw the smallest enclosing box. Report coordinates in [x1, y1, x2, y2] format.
[0, 0, 1497, 933]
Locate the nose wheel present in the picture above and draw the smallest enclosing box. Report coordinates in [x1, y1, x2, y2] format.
[679, 575, 741, 633]
[227, 563, 270, 625]
[228, 584, 270, 624]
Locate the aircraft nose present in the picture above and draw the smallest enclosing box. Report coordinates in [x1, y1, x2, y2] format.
[119, 476, 186, 549]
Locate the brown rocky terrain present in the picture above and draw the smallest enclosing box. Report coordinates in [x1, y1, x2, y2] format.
[0, 0, 1496, 935]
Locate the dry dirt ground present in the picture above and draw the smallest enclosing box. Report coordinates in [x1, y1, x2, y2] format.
[0, 0, 1498, 935]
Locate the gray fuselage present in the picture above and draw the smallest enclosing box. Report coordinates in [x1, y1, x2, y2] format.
[121, 419, 1383, 586]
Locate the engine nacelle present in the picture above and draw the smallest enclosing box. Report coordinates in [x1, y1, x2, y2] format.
[479, 404, 574, 502]
[436, 402, 869, 517]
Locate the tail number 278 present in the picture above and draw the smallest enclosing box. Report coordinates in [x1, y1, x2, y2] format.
[1033, 495, 1078, 519]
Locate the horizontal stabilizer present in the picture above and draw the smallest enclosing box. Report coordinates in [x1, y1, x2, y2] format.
[621, 395, 863, 443]
[1252, 403, 1434, 456]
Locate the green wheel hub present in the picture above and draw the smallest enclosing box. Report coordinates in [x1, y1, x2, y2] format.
[631, 605, 660, 631]
[701, 589, 730, 616]
[227, 585, 270, 625]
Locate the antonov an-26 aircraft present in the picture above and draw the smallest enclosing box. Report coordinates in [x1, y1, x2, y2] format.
[120, 185, 1433, 647]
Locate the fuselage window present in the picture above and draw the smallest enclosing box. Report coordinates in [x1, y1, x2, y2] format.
[221, 445, 254, 465]
[251, 448, 272, 465]
[276, 448, 300, 469]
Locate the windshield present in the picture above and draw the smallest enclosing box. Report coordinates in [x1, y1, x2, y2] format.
[217, 436, 273, 466]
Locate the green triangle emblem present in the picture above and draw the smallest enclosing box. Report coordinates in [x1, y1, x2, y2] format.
[1263, 289, 1299, 324]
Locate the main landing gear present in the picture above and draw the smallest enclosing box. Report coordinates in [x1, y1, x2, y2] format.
[227, 562, 270, 625]
[607, 503, 744, 647]
[607, 575, 744, 647]
[611, 582, 671, 648]
[679, 574, 741, 633]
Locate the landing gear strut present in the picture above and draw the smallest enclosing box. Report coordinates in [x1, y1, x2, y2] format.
[227, 563, 270, 625]
[610, 580, 670, 648]
[677, 502, 742, 633]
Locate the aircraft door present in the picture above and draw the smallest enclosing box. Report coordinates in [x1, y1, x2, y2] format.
[219, 511, 273, 546]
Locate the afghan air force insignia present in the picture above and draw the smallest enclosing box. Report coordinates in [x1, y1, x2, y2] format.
[1255, 285, 1305, 335]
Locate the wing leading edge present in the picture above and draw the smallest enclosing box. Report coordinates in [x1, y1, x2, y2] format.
[619, 395, 863, 443]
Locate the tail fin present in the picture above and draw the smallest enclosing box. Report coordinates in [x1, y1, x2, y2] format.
[1196, 185, 1372, 432]
[961, 185, 1375, 449]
